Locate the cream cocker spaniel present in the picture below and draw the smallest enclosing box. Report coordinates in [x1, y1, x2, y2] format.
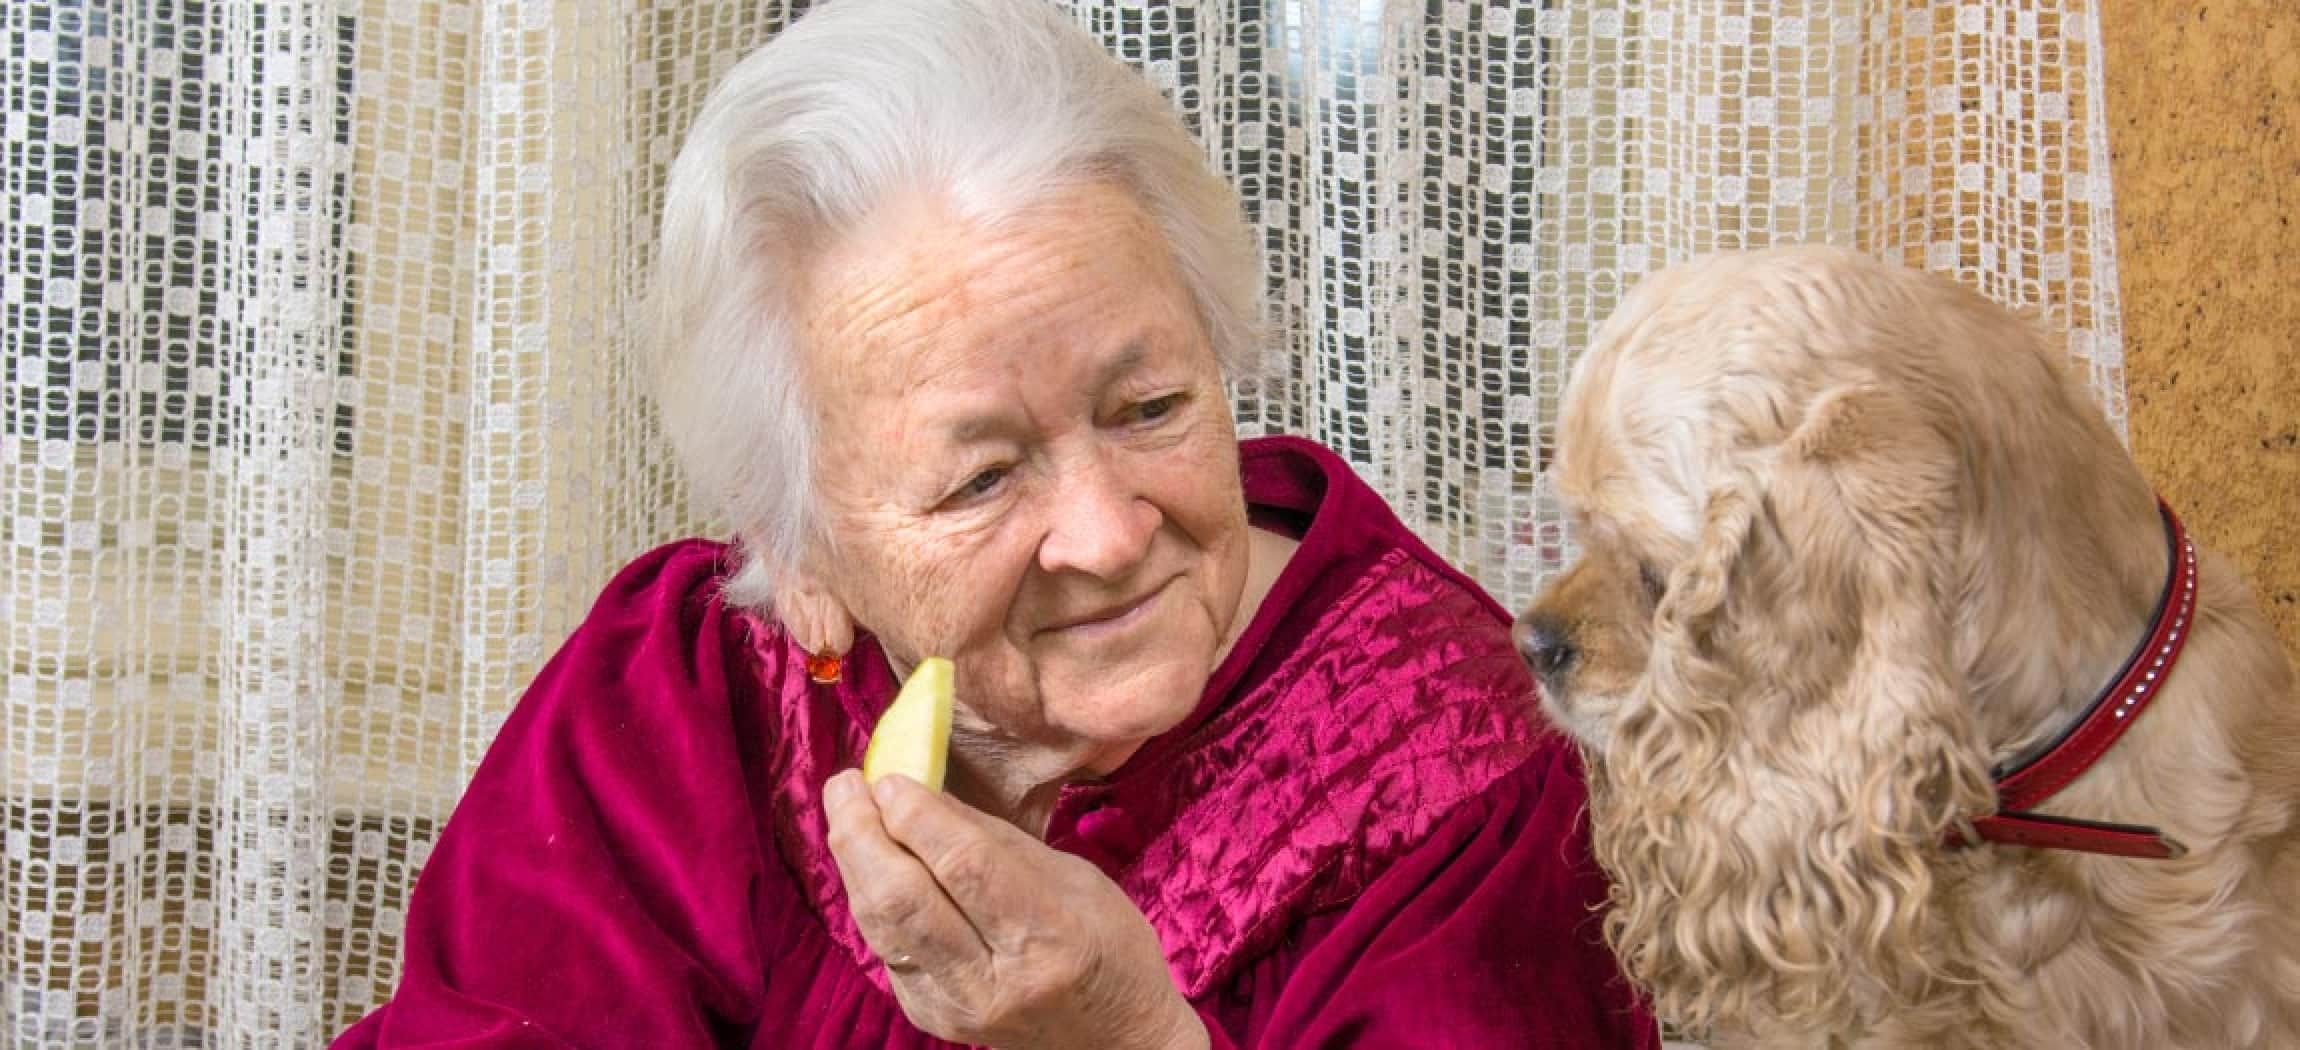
[1517, 246, 2300, 1048]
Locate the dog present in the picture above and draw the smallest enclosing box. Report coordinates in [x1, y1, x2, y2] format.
[1515, 245, 2300, 1048]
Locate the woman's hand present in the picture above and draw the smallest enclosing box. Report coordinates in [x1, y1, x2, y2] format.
[822, 770, 1209, 1050]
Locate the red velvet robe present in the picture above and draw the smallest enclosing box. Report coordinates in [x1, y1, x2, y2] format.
[336, 436, 1657, 1048]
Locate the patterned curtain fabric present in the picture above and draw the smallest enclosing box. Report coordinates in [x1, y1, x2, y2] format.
[0, 0, 2122, 1043]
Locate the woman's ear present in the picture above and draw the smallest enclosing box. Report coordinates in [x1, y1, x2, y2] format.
[772, 566, 856, 658]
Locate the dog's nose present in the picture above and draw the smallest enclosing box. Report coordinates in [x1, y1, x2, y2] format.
[1512, 614, 1577, 678]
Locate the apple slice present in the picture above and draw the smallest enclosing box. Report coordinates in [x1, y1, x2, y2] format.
[862, 656, 955, 791]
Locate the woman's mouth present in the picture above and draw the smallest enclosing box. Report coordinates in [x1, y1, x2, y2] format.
[1050, 582, 1167, 637]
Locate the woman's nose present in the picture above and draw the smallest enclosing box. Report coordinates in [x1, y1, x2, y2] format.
[1036, 455, 1160, 578]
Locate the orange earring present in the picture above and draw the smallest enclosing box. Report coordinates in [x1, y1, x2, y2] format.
[805, 647, 844, 684]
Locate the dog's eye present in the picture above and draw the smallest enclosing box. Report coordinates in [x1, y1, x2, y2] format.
[1638, 563, 1668, 602]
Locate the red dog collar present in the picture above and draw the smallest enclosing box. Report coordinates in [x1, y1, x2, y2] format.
[1948, 501, 2196, 861]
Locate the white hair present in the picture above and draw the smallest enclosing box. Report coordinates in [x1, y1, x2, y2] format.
[647, 0, 1264, 610]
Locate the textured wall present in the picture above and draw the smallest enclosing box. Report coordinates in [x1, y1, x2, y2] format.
[2102, 1, 2299, 659]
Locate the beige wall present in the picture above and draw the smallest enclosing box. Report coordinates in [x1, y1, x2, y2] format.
[2104, 1, 2299, 661]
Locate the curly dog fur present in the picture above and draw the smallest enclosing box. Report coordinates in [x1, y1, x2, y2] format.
[1517, 246, 2300, 1048]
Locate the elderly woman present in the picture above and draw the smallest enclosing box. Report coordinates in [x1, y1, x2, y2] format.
[336, 0, 1653, 1047]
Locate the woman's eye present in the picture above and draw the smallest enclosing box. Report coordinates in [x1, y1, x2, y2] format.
[955, 467, 1008, 501]
[1129, 393, 1184, 424]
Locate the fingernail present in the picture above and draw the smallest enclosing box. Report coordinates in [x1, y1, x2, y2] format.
[823, 772, 860, 809]
[871, 775, 904, 807]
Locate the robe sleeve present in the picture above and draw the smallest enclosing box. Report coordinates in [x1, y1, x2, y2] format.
[1196, 741, 1659, 1049]
[332, 542, 770, 1049]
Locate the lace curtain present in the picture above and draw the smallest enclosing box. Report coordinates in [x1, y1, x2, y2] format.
[1, 0, 2122, 1043]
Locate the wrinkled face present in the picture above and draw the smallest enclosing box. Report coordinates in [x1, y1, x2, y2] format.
[799, 180, 1252, 774]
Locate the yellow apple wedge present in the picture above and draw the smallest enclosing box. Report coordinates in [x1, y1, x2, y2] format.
[862, 656, 954, 792]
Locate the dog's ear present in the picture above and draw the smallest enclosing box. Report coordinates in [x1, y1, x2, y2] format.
[1756, 381, 2004, 1016]
[1633, 382, 1956, 725]
[1776, 382, 1957, 573]
[1766, 382, 1980, 759]
[1597, 382, 2006, 1036]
